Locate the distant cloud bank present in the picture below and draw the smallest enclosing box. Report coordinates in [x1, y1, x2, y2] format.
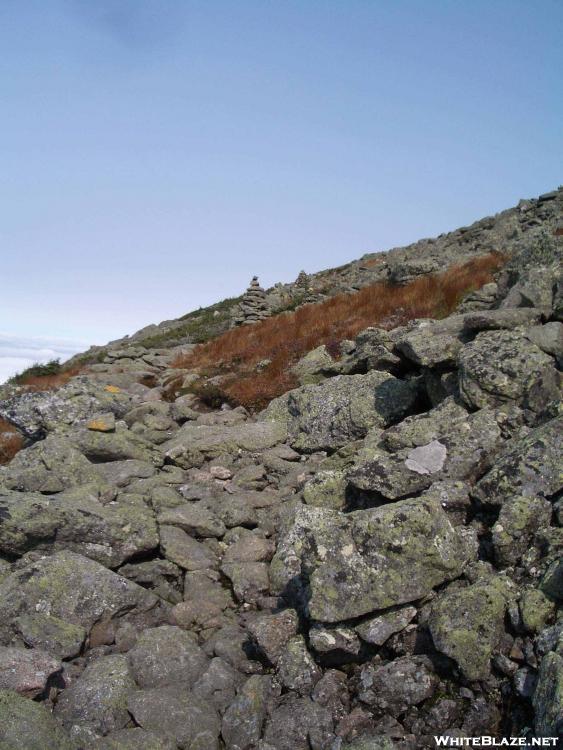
[0, 333, 87, 385]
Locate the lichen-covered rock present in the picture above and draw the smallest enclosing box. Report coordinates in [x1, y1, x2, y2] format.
[428, 578, 513, 681]
[162, 421, 286, 469]
[282, 371, 417, 452]
[302, 470, 348, 510]
[54, 654, 135, 743]
[69, 425, 162, 465]
[247, 610, 299, 666]
[354, 606, 417, 647]
[221, 561, 270, 604]
[458, 329, 554, 410]
[221, 675, 274, 749]
[157, 503, 225, 539]
[358, 656, 438, 716]
[0, 487, 159, 568]
[540, 559, 563, 602]
[0, 377, 133, 440]
[0, 688, 75, 750]
[262, 694, 334, 750]
[127, 626, 209, 689]
[276, 636, 322, 695]
[0, 435, 104, 493]
[395, 315, 467, 367]
[127, 685, 221, 750]
[270, 497, 470, 623]
[473, 416, 563, 506]
[309, 625, 361, 658]
[526, 321, 563, 365]
[491, 495, 552, 567]
[348, 399, 502, 499]
[519, 588, 557, 635]
[88, 728, 176, 750]
[159, 525, 218, 570]
[533, 650, 563, 739]
[0, 646, 61, 697]
[291, 345, 341, 385]
[0, 551, 163, 651]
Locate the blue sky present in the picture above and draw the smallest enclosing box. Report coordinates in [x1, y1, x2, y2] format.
[1, 0, 562, 381]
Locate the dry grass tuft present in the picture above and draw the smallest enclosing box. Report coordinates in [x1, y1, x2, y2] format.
[0, 418, 25, 465]
[13, 366, 83, 392]
[173, 252, 505, 411]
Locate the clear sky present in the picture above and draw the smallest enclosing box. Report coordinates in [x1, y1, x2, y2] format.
[1, 0, 562, 381]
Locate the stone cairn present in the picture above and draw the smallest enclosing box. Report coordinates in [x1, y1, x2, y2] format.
[234, 276, 271, 326]
[294, 269, 321, 305]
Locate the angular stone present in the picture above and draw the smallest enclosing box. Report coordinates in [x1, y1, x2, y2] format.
[247, 610, 299, 665]
[270, 498, 470, 623]
[0, 688, 74, 750]
[492, 495, 552, 567]
[127, 626, 209, 689]
[69, 426, 162, 465]
[395, 315, 467, 367]
[262, 694, 333, 750]
[473, 416, 563, 506]
[54, 654, 135, 742]
[458, 329, 554, 409]
[192, 657, 244, 714]
[221, 675, 274, 749]
[0, 647, 61, 697]
[88, 728, 176, 750]
[0, 487, 159, 568]
[355, 606, 417, 646]
[309, 625, 361, 658]
[222, 528, 275, 564]
[358, 656, 438, 716]
[276, 636, 322, 695]
[157, 503, 225, 539]
[291, 346, 340, 385]
[128, 685, 220, 750]
[0, 552, 161, 650]
[533, 651, 563, 738]
[429, 578, 513, 681]
[159, 525, 217, 570]
[12, 613, 86, 659]
[263, 371, 417, 452]
[302, 470, 347, 510]
[463, 308, 542, 331]
[221, 562, 269, 604]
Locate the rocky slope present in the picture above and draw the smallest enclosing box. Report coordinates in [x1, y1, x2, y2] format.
[0, 188, 561, 749]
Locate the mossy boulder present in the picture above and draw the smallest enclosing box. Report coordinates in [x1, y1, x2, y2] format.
[0, 689, 74, 750]
[302, 470, 348, 510]
[533, 650, 563, 738]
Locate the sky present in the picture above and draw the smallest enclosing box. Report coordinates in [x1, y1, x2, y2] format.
[1, 0, 562, 382]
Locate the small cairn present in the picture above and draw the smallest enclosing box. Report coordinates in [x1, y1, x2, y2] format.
[293, 269, 320, 305]
[234, 276, 271, 326]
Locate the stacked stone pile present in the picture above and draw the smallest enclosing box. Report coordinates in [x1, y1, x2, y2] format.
[233, 276, 271, 326]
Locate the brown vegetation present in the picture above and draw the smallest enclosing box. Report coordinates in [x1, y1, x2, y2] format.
[13, 366, 83, 392]
[175, 252, 504, 410]
[0, 418, 24, 465]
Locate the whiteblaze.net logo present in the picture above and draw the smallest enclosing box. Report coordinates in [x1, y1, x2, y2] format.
[434, 737, 559, 747]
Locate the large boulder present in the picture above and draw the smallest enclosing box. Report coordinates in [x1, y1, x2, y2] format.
[473, 416, 563, 507]
[348, 399, 502, 499]
[0, 435, 104, 493]
[270, 497, 471, 623]
[262, 371, 418, 452]
[161, 421, 286, 469]
[54, 654, 136, 744]
[0, 377, 133, 440]
[428, 577, 513, 681]
[0, 487, 159, 568]
[0, 646, 61, 697]
[0, 689, 74, 750]
[0, 551, 164, 652]
[358, 655, 438, 716]
[394, 315, 467, 367]
[127, 626, 209, 689]
[458, 329, 555, 410]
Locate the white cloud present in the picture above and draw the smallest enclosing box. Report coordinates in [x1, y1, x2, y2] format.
[0, 333, 88, 385]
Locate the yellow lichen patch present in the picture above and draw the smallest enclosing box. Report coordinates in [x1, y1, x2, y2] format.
[104, 385, 121, 393]
[87, 419, 112, 432]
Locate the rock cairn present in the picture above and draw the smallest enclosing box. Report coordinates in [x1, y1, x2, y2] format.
[234, 276, 271, 326]
[293, 269, 321, 305]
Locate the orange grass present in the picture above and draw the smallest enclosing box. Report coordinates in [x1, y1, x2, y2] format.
[0, 418, 24, 464]
[14, 366, 83, 392]
[174, 252, 505, 411]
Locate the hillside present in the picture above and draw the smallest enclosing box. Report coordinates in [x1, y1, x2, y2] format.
[0, 187, 561, 747]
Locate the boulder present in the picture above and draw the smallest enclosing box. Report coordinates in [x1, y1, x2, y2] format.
[69, 426, 162, 465]
[428, 578, 513, 681]
[247, 610, 299, 665]
[262, 371, 417, 452]
[0, 688, 74, 750]
[262, 694, 334, 750]
[0, 551, 163, 650]
[0, 646, 61, 697]
[159, 525, 218, 570]
[88, 728, 176, 750]
[395, 315, 467, 367]
[276, 636, 322, 694]
[157, 503, 225, 539]
[354, 606, 417, 647]
[270, 498, 470, 623]
[54, 654, 136, 743]
[127, 626, 209, 689]
[0, 487, 159, 568]
[473, 416, 563, 506]
[491, 495, 552, 567]
[458, 329, 554, 410]
[358, 656, 438, 716]
[221, 675, 275, 750]
[533, 651, 563, 738]
[291, 345, 341, 385]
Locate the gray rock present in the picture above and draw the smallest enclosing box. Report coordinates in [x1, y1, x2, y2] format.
[349, 399, 501, 499]
[473, 416, 563, 506]
[11, 613, 86, 659]
[247, 609, 299, 665]
[162, 421, 286, 469]
[118, 559, 183, 604]
[1, 435, 104, 493]
[127, 626, 209, 689]
[128, 685, 221, 750]
[69, 425, 162, 465]
[355, 606, 417, 646]
[458, 329, 554, 410]
[223, 528, 275, 563]
[157, 503, 225, 538]
[221, 675, 274, 749]
[540, 559, 563, 602]
[159, 525, 218, 570]
[533, 651, 563, 738]
[395, 315, 467, 367]
[0, 646, 61, 697]
[0, 487, 159, 568]
[0, 551, 162, 650]
[302, 470, 348, 510]
[192, 657, 244, 713]
[276, 636, 322, 695]
[349, 327, 401, 373]
[54, 654, 135, 743]
[309, 625, 361, 658]
[221, 562, 270, 604]
[492, 495, 552, 567]
[0, 688, 74, 750]
[95, 459, 156, 487]
[262, 371, 417, 452]
[526, 321, 563, 364]
[358, 656, 438, 716]
[270, 497, 470, 623]
[291, 345, 341, 385]
[262, 694, 334, 750]
[88, 728, 176, 750]
[462, 307, 542, 331]
[428, 577, 513, 681]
